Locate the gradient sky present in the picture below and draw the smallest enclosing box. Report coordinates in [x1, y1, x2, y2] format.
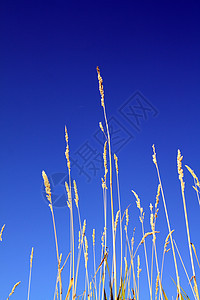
[1, 1, 200, 299]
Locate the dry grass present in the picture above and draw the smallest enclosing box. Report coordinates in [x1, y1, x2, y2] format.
[1, 67, 200, 300]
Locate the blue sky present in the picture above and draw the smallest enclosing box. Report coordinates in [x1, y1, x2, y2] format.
[0, 0, 200, 299]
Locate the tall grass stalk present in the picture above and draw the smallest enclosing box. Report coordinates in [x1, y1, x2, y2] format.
[151, 232, 163, 300]
[125, 222, 138, 299]
[137, 255, 141, 300]
[65, 127, 75, 298]
[173, 240, 197, 299]
[150, 200, 163, 300]
[6, 281, 21, 300]
[152, 145, 181, 298]
[101, 140, 108, 300]
[0, 224, 5, 241]
[37, 68, 200, 300]
[97, 66, 117, 300]
[92, 229, 98, 300]
[159, 230, 174, 300]
[132, 190, 152, 299]
[114, 154, 123, 285]
[27, 247, 34, 300]
[73, 179, 88, 298]
[74, 219, 87, 296]
[185, 165, 200, 206]
[177, 150, 199, 300]
[42, 171, 62, 300]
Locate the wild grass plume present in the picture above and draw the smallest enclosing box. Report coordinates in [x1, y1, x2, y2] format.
[35, 69, 200, 300]
[2, 68, 200, 300]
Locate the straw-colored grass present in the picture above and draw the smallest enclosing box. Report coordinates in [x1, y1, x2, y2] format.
[1, 67, 200, 300]
[6, 281, 21, 300]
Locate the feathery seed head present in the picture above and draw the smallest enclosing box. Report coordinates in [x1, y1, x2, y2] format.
[7, 281, 21, 299]
[65, 126, 68, 143]
[78, 230, 81, 249]
[185, 165, 200, 188]
[42, 171, 52, 203]
[114, 154, 119, 174]
[114, 210, 120, 232]
[155, 273, 159, 300]
[103, 141, 108, 181]
[137, 255, 142, 278]
[155, 183, 161, 209]
[125, 208, 129, 225]
[177, 149, 185, 190]
[30, 247, 34, 268]
[84, 236, 88, 268]
[65, 126, 71, 171]
[92, 229, 95, 247]
[152, 144, 157, 165]
[81, 220, 86, 245]
[164, 230, 174, 253]
[96, 66, 105, 107]
[65, 181, 71, 208]
[73, 180, 79, 208]
[132, 190, 141, 209]
[0, 224, 5, 242]
[99, 122, 104, 133]
[140, 232, 153, 245]
[132, 190, 144, 221]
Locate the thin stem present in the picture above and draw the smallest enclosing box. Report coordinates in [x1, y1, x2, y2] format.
[27, 247, 34, 300]
[97, 67, 117, 299]
[174, 240, 197, 300]
[152, 145, 181, 298]
[178, 150, 199, 300]
[115, 157, 123, 284]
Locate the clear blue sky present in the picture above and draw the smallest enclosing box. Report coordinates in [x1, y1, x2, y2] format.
[0, 0, 200, 299]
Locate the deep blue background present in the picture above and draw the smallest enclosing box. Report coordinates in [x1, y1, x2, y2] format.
[0, 1, 200, 299]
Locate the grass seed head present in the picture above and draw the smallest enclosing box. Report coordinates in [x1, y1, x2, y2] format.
[155, 273, 159, 300]
[65, 126, 71, 171]
[30, 247, 34, 268]
[42, 171, 52, 204]
[84, 236, 88, 268]
[92, 229, 95, 247]
[185, 165, 200, 188]
[137, 255, 142, 278]
[114, 154, 119, 174]
[164, 230, 174, 253]
[155, 183, 161, 209]
[140, 232, 154, 245]
[114, 210, 120, 233]
[73, 180, 79, 208]
[152, 144, 157, 165]
[7, 281, 21, 299]
[99, 122, 104, 133]
[65, 181, 71, 208]
[0, 224, 5, 241]
[124, 208, 129, 232]
[81, 220, 86, 245]
[96, 66, 105, 107]
[103, 141, 108, 184]
[177, 149, 185, 190]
